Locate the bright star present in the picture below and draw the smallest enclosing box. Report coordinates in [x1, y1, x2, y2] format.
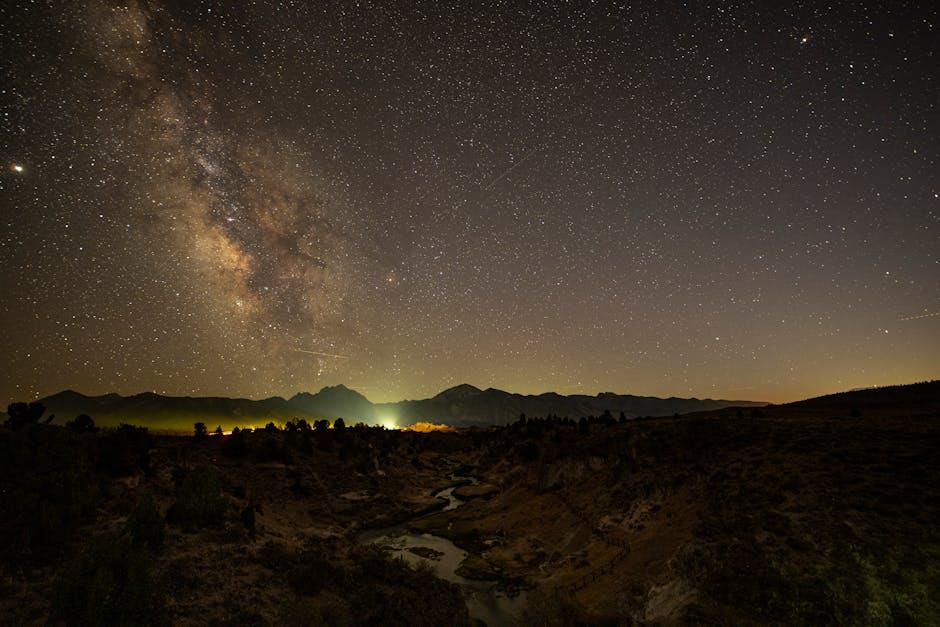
[11, 163, 24, 173]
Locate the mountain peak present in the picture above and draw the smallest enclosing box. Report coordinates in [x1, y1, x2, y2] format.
[317, 384, 367, 399]
[434, 384, 483, 400]
[45, 389, 88, 400]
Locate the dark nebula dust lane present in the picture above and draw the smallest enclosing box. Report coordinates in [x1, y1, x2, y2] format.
[1, 1, 938, 404]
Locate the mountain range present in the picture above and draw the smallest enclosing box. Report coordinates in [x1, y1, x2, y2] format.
[32, 384, 765, 431]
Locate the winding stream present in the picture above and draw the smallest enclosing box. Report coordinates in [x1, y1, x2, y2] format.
[360, 476, 527, 626]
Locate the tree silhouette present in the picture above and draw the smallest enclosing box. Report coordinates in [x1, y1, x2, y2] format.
[333, 418, 346, 432]
[66, 414, 96, 432]
[194, 422, 208, 439]
[4, 402, 46, 429]
[214, 425, 223, 436]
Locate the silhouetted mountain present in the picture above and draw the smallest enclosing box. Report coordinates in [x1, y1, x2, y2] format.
[34, 384, 766, 431]
[289, 384, 376, 422]
[378, 386, 765, 426]
[433, 384, 484, 401]
[39, 389, 299, 430]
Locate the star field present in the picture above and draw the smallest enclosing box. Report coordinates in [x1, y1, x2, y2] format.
[1, 1, 938, 404]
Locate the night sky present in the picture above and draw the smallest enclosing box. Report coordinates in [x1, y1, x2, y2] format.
[1, 1, 938, 405]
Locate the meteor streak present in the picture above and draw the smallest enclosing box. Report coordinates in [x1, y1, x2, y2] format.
[481, 147, 539, 192]
[898, 311, 940, 321]
[292, 348, 350, 359]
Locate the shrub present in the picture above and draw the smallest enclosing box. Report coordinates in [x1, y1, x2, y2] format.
[4, 401, 47, 429]
[279, 595, 350, 627]
[288, 428, 314, 455]
[257, 540, 294, 571]
[350, 546, 469, 626]
[166, 465, 228, 530]
[66, 413, 96, 432]
[288, 544, 343, 596]
[254, 436, 292, 464]
[518, 588, 592, 626]
[50, 532, 164, 626]
[124, 493, 165, 549]
[222, 428, 248, 458]
[98, 423, 152, 476]
[0, 425, 98, 560]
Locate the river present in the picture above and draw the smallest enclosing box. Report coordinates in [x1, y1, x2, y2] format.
[359, 475, 528, 626]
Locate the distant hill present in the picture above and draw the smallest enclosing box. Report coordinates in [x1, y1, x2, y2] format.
[377, 385, 764, 427]
[37, 389, 300, 431]
[781, 380, 940, 416]
[30, 384, 765, 431]
[289, 385, 376, 422]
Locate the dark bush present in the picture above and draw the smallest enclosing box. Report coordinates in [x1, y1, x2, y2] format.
[257, 540, 295, 571]
[124, 493, 164, 549]
[516, 440, 541, 462]
[0, 425, 98, 560]
[194, 422, 208, 439]
[350, 546, 469, 626]
[50, 532, 164, 627]
[98, 423, 152, 476]
[4, 401, 47, 429]
[289, 428, 314, 455]
[66, 413, 96, 432]
[222, 428, 248, 458]
[254, 436, 292, 463]
[518, 588, 593, 626]
[288, 544, 343, 596]
[279, 595, 350, 627]
[166, 465, 228, 530]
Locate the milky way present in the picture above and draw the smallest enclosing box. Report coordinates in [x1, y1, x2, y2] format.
[1, 1, 938, 404]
